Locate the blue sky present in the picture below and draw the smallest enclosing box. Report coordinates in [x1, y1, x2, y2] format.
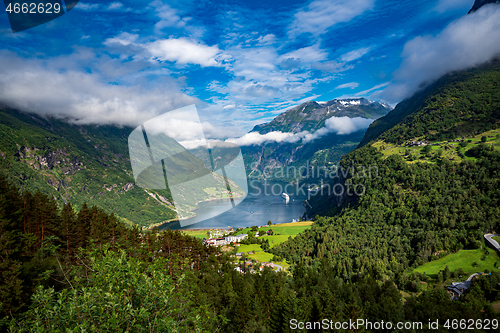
[0, 0, 499, 139]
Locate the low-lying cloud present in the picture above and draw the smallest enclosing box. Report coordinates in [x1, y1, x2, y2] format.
[227, 131, 304, 146]
[323, 116, 374, 135]
[0, 51, 198, 127]
[226, 116, 374, 146]
[380, 3, 500, 102]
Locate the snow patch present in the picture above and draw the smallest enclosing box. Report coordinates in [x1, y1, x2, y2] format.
[339, 99, 361, 106]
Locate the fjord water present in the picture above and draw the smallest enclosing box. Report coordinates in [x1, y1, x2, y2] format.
[159, 180, 308, 231]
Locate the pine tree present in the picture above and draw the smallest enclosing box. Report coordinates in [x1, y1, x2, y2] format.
[61, 203, 77, 254]
[76, 202, 91, 249]
[0, 177, 25, 317]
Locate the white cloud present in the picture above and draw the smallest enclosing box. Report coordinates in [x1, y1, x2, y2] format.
[208, 41, 342, 114]
[209, 45, 317, 104]
[340, 47, 372, 62]
[226, 131, 305, 146]
[256, 34, 276, 46]
[294, 95, 322, 104]
[75, 2, 128, 12]
[152, 2, 191, 33]
[312, 60, 353, 73]
[381, 4, 500, 102]
[335, 82, 390, 101]
[289, 0, 375, 36]
[355, 82, 390, 96]
[335, 82, 359, 89]
[74, 3, 99, 11]
[225, 116, 373, 146]
[0, 51, 198, 127]
[279, 44, 328, 63]
[105, 34, 223, 67]
[108, 2, 123, 10]
[144, 38, 222, 67]
[104, 32, 139, 46]
[302, 116, 374, 142]
[323, 116, 374, 135]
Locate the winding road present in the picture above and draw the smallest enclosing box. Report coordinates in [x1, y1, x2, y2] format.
[466, 272, 484, 282]
[484, 234, 500, 252]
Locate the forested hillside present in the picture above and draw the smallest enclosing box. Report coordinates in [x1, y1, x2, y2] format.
[359, 59, 500, 147]
[0, 106, 179, 227]
[272, 61, 500, 284]
[0, 107, 235, 228]
[2, 176, 499, 332]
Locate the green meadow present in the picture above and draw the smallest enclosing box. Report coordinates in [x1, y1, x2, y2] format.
[235, 221, 313, 237]
[235, 221, 313, 267]
[414, 249, 500, 277]
[181, 222, 313, 270]
[373, 129, 500, 164]
[181, 229, 211, 239]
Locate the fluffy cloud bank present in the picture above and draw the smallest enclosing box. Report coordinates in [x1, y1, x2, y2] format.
[105, 34, 224, 67]
[227, 131, 304, 146]
[321, 116, 374, 136]
[0, 51, 197, 127]
[381, 3, 500, 102]
[144, 38, 222, 67]
[226, 117, 374, 146]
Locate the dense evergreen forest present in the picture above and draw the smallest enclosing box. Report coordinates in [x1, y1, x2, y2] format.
[1, 62, 500, 333]
[359, 60, 500, 147]
[272, 144, 500, 280]
[1, 175, 500, 332]
[272, 61, 500, 291]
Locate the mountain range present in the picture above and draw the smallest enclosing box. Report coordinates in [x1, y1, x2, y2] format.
[242, 98, 391, 182]
[307, 58, 500, 217]
[252, 98, 391, 134]
[0, 96, 390, 227]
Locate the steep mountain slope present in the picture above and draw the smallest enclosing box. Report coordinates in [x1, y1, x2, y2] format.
[359, 59, 500, 147]
[271, 63, 500, 281]
[312, 60, 500, 217]
[243, 98, 391, 181]
[0, 107, 231, 227]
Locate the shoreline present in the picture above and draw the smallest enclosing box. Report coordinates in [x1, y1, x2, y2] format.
[147, 192, 245, 230]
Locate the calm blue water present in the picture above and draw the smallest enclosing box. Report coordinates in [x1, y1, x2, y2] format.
[159, 180, 308, 231]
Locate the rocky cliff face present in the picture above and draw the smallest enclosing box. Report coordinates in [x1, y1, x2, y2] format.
[14, 146, 84, 173]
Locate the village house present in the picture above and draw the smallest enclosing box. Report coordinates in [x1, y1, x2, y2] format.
[226, 234, 248, 243]
[448, 281, 472, 300]
[447, 273, 489, 300]
[204, 234, 248, 246]
[260, 262, 275, 270]
[405, 140, 428, 147]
